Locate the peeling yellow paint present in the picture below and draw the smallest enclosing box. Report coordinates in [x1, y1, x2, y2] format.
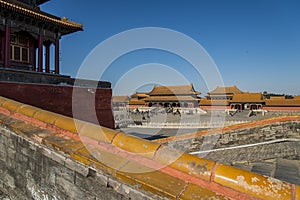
[214, 163, 293, 200]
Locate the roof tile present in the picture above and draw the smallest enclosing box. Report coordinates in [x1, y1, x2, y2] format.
[231, 93, 263, 103]
[148, 84, 200, 96]
[208, 86, 244, 95]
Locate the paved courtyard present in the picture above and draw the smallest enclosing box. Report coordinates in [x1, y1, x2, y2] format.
[120, 111, 300, 185]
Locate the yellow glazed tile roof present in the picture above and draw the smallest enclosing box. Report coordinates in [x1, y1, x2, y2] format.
[207, 85, 244, 95]
[128, 99, 146, 105]
[265, 99, 300, 106]
[148, 84, 200, 96]
[143, 95, 199, 102]
[130, 93, 149, 98]
[231, 93, 264, 103]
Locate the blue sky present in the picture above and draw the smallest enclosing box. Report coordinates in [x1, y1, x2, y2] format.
[42, 0, 300, 96]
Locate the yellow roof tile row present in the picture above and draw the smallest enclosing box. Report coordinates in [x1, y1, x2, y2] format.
[128, 99, 146, 105]
[207, 85, 244, 95]
[231, 93, 264, 103]
[265, 99, 300, 106]
[143, 96, 199, 102]
[148, 84, 200, 96]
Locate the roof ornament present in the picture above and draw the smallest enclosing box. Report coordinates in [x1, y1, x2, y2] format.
[62, 17, 68, 21]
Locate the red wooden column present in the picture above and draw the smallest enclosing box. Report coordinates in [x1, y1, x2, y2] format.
[4, 23, 11, 68]
[45, 43, 51, 73]
[38, 34, 44, 72]
[55, 39, 60, 74]
[32, 47, 36, 71]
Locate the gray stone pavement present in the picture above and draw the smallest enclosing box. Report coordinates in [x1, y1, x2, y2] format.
[0, 190, 10, 200]
[120, 110, 268, 139]
[119, 109, 300, 185]
[125, 109, 300, 125]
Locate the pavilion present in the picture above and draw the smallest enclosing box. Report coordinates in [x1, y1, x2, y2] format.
[206, 85, 244, 100]
[200, 86, 244, 110]
[128, 92, 148, 108]
[0, 0, 115, 128]
[230, 93, 265, 110]
[112, 96, 130, 108]
[143, 84, 200, 108]
[0, 0, 82, 73]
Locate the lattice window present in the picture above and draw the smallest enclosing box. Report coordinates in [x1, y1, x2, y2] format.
[10, 34, 30, 63]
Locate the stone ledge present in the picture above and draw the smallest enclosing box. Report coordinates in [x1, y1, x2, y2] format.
[155, 115, 300, 144]
[214, 163, 293, 200]
[0, 95, 299, 199]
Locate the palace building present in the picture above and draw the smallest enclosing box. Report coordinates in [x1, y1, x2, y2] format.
[199, 98, 230, 110]
[200, 86, 244, 110]
[230, 92, 264, 110]
[128, 92, 148, 108]
[0, 0, 82, 73]
[0, 0, 114, 128]
[128, 84, 300, 112]
[143, 84, 200, 108]
[264, 96, 300, 111]
[206, 85, 244, 100]
[112, 96, 130, 108]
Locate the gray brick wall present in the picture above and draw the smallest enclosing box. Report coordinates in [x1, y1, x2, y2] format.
[0, 124, 156, 200]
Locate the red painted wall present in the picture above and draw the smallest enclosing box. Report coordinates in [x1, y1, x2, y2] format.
[0, 81, 115, 129]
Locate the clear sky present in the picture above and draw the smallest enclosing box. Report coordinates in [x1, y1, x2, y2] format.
[42, 0, 300, 96]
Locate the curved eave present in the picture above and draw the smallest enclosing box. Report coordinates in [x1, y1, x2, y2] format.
[36, 0, 50, 6]
[0, 0, 83, 35]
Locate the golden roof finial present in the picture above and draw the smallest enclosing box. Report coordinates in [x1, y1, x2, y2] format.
[62, 16, 68, 21]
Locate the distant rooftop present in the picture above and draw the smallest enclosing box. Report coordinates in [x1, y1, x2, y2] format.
[148, 84, 200, 96]
[208, 85, 244, 95]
